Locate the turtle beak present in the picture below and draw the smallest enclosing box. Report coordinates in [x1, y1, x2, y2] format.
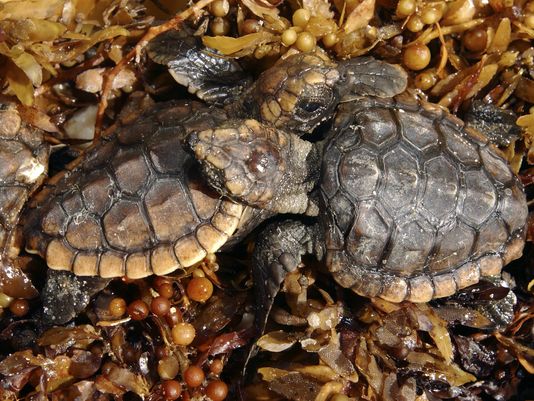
[336, 57, 408, 102]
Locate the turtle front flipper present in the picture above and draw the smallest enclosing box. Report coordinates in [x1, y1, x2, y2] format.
[251, 220, 322, 337]
[42, 270, 109, 325]
[147, 29, 251, 105]
[187, 119, 321, 215]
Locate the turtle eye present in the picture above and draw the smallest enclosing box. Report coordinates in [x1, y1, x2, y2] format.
[294, 96, 329, 121]
[290, 82, 336, 127]
[300, 101, 323, 113]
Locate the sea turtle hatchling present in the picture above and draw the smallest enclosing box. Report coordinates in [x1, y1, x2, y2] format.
[187, 55, 528, 321]
[21, 43, 402, 280]
[22, 98, 244, 279]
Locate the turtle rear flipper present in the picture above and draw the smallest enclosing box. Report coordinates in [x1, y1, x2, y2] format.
[337, 57, 408, 101]
[147, 29, 251, 105]
[42, 270, 109, 325]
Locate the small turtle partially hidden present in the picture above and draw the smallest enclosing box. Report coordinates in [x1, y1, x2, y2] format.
[0, 104, 49, 299]
[187, 55, 528, 327]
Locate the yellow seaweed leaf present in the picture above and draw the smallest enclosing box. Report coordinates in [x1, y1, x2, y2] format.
[517, 113, 534, 128]
[495, 332, 534, 374]
[30, 25, 130, 63]
[0, 18, 66, 43]
[418, 304, 454, 363]
[343, 0, 375, 34]
[240, 0, 279, 20]
[442, 0, 475, 25]
[0, 43, 42, 85]
[258, 367, 291, 382]
[306, 16, 338, 38]
[0, 0, 64, 20]
[4, 59, 34, 105]
[295, 365, 340, 383]
[465, 63, 498, 98]
[488, 18, 511, 53]
[257, 330, 300, 352]
[202, 31, 277, 55]
[314, 381, 344, 401]
[12, 51, 42, 86]
[406, 351, 476, 386]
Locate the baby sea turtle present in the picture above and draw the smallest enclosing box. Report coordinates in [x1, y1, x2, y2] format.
[187, 55, 528, 323]
[21, 42, 399, 280]
[22, 98, 245, 279]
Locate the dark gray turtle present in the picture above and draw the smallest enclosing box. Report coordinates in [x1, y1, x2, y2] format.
[186, 56, 527, 326]
[319, 97, 526, 302]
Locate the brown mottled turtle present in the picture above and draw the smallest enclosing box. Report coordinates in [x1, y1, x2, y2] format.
[23, 98, 244, 279]
[21, 42, 400, 281]
[186, 55, 528, 325]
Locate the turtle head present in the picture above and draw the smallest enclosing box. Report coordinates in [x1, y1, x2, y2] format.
[248, 53, 407, 134]
[249, 53, 341, 134]
[187, 119, 287, 207]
